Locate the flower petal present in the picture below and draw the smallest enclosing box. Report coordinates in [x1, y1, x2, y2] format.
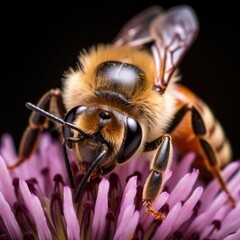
[200, 204, 231, 239]
[19, 179, 51, 240]
[63, 186, 80, 240]
[0, 134, 17, 165]
[117, 176, 137, 227]
[186, 192, 228, 235]
[172, 186, 203, 232]
[220, 205, 240, 228]
[227, 166, 240, 197]
[92, 178, 109, 240]
[0, 155, 16, 205]
[113, 205, 139, 240]
[214, 218, 240, 239]
[199, 161, 240, 213]
[223, 228, 240, 240]
[114, 156, 148, 188]
[0, 192, 22, 239]
[212, 205, 240, 239]
[167, 152, 195, 191]
[167, 169, 199, 208]
[39, 134, 67, 181]
[153, 202, 182, 239]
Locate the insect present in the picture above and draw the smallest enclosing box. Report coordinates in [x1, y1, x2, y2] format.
[8, 5, 235, 219]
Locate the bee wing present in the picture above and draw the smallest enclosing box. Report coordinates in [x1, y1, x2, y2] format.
[150, 6, 199, 92]
[114, 6, 163, 47]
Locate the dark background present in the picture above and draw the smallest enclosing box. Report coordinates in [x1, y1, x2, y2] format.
[1, 1, 240, 159]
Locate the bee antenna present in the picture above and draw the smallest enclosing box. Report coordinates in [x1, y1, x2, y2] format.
[74, 148, 107, 203]
[26, 102, 90, 138]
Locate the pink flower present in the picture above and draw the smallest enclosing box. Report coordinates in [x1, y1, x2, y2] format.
[0, 133, 239, 239]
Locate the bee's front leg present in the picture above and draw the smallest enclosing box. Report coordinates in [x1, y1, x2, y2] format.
[143, 134, 172, 220]
[7, 89, 64, 169]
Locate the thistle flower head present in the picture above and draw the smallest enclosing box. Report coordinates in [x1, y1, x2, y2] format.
[0, 133, 240, 239]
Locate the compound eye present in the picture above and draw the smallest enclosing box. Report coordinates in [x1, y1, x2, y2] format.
[62, 105, 87, 147]
[117, 117, 142, 163]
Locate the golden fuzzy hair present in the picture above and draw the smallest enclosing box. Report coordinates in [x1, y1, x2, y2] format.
[62, 44, 177, 142]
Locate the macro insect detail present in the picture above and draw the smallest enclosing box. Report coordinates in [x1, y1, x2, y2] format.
[8, 5, 235, 220]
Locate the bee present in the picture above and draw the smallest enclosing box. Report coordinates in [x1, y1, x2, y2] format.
[8, 5, 235, 219]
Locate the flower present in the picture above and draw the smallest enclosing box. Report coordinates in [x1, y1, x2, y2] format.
[0, 133, 240, 239]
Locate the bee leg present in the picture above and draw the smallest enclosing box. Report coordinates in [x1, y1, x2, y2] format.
[143, 134, 172, 220]
[199, 138, 236, 207]
[8, 89, 64, 169]
[167, 104, 235, 207]
[166, 104, 206, 134]
[188, 106, 235, 207]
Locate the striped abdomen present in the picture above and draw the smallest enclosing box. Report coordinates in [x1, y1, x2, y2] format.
[170, 84, 232, 172]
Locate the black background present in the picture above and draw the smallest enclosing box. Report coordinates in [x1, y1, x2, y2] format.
[1, 1, 240, 159]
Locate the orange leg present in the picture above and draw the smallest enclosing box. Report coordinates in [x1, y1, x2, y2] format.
[8, 89, 64, 169]
[199, 138, 235, 207]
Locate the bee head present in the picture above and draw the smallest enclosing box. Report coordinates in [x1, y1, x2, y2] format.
[63, 105, 142, 175]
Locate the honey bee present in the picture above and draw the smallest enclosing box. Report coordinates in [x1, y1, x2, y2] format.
[8, 5, 235, 219]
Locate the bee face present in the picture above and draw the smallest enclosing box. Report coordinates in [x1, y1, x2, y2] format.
[62, 104, 143, 176]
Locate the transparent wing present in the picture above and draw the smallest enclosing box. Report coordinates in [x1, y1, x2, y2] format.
[150, 6, 199, 92]
[114, 6, 163, 47]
